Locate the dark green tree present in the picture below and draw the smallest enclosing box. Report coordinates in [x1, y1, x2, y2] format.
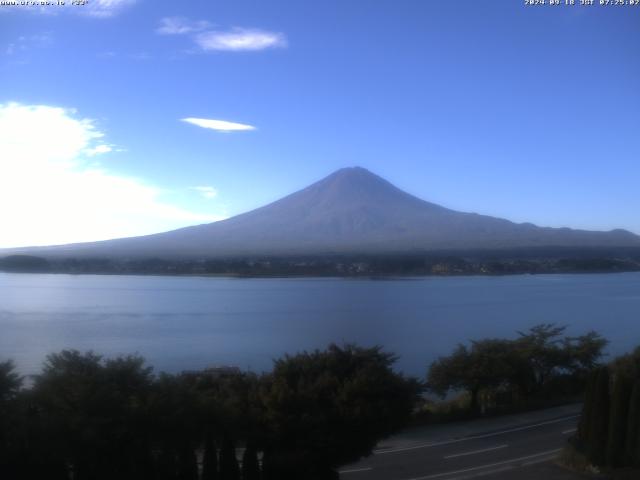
[562, 331, 609, 376]
[612, 347, 640, 379]
[587, 366, 610, 466]
[428, 340, 515, 412]
[608, 347, 640, 467]
[625, 380, 640, 466]
[0, 360, 22, 402]
[177, 444, 198, 480]
[148, 372, 202, 477]
[219, 435, 240, 480]
[577, 370, 597, 441]
[202, 433, 219, 480]
[606, 373, 633, 467]
[241, 441, 260, 480]
[261, 344, 421, 478]
[515, 324, 567, 394]
[427, 344, 471, 398]
[32, 350, 154, 480]
[0, 360, 25, 480]
[157, 446, 178, 480]
[429, 325, 608, 412]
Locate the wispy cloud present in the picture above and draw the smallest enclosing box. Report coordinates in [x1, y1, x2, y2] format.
[0, 103, 220, 248]
[191, 186, 218, 199]
[85, 144, 113, 156]
[4, 33, 52, 56]
[156, 17, 286, 53]
[181, 117, 256, 132]
[80, 0, 137, 17]
[129, 51, 152, 60]
[96, 51, 151, 60]
[157, 16, 211, 35]
[195, 28, 287, 52]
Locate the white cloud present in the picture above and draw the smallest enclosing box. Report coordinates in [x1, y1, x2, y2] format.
[191, 186, 218, 199]
[157, 17, 211, 35]
[83, 0, 136, 17]
[181, 117, 256, 132]
[194, 28, 287, 52]
[0, 103, 222, 248]
[85, 144, 113, 156]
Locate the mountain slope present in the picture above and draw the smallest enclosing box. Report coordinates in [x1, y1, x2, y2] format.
[6, 167, 640, 258]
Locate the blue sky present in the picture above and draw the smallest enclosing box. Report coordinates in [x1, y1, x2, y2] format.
[1, 0, 639, 247]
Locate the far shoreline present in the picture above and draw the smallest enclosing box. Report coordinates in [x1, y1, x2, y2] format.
[1, 249, 639, 278]
[2, 267, 640, 280]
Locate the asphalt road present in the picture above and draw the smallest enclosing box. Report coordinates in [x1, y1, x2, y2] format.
[339, 405, 586, 480]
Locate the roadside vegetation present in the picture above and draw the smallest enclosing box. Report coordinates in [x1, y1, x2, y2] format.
[0, 345, 420, 480]
[0, 325, 623, 479]
[564, 347, 640, 475]
[423, 324, 608, 421]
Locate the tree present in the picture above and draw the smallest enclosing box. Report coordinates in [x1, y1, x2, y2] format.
[219, 435, 240, 480]
[202, 433, 219, 480]
[32, 350, 155, 480]
[177, 444, 198, 480]
[612, 347, 640, 379]
[0, 360, 25, 480]
[606, 373, 633, 467]
[427, 344, 471, 395]
[428, 340, 515, 412]
[515, 324, 567, 394]
[148, 372, 202, 469]
[577, 347, 640, 469]
[587, 366, 610, 466]
[157, 446, 178, 480]
[241, 441, 260, 480]
[428, 325, 608, 412]
[261, 344, 421, 478]
[0, 344, 425, 479]
[625, 380, 640, 467]
[0, 360, 22, 402]
[562, 331, 608, 376]
[577, 370, 597, 442]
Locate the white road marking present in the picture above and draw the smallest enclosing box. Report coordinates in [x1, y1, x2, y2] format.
[374, 415, 579, 455]
[404, 448, 562, 480]
[444, 444, 508, 459]
[338, 466, 373, 474]
[561, 428, 577, 435]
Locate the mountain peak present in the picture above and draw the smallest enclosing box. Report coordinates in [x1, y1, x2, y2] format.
[296, 166, 427, 211]
[320, 166, 385, 185]
[330, 166, 374, 176]
[4, 167, 639, 258]
[312, 166, 405, 196]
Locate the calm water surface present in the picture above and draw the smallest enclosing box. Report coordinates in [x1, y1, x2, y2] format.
[1, 272, 639, 377]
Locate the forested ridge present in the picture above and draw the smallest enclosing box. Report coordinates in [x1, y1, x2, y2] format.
[2, 249, 640, 277]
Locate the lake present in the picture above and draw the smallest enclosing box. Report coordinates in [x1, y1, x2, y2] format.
[1, 272, 639, 378]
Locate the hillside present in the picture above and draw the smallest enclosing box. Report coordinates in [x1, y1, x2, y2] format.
[4, 167, 639, 259]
